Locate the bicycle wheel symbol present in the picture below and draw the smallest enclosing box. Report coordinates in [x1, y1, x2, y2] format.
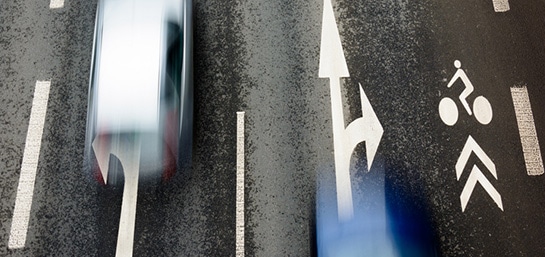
[439, 97, 458, 126]
[439, 95, 493, 126]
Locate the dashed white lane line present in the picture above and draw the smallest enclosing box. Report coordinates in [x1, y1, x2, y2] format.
[236, 111, 245, 257]
[511, 86, 544, 176]
[49, 0, 64, 9]
[9, 80, 51, 249]
[492, 0, 510, 12]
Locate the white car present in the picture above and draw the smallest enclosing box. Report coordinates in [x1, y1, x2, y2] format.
[84, 0, 193, 185]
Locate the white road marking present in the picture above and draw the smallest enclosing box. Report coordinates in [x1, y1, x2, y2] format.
[456, 136, 503, 212]
[49, 0, 64, 9]
[95, 136, 142, 257]
[8, 81, 51, 249]
[439, 97, 458, 126]
[115, 162, 139, 257]
[456, 136, 496, 180]
[460, 166, 503, 212]
[493, 0, 510, 12]
[319, 0, 352, 220]
[511, 86, 544, 176]
[319, 0, 383, 221]
[447, 60, 474, 116]
[93, 133, 141, 256]
[236, 111, 245, 257]
[442, 60, 494, 125]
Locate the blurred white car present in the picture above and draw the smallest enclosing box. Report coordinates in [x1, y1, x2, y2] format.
[84, 0, 193, 185]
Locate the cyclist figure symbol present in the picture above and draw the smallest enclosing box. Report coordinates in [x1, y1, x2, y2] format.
[439, 60, 493, 126]
[448, 60, 474, 115]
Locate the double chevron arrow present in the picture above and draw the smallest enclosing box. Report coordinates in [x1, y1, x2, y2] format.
[456, 136, 503, 212]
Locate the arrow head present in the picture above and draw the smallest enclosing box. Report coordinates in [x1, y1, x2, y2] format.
[455, 135, 496, 180]
[92, 133, 142, 185]
[92, 133, 111, 184]
[319, 0, 349, 78]
[359, 83, 383, 170]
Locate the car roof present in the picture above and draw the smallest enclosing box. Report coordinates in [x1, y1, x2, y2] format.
[95, 0, 182, 133]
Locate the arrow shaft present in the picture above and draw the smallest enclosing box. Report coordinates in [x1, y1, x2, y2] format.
[329, 77, 354, 221]
[116, 170, 138, 257]
[330, 77, 346, 133]
[113, 137, 141, 257]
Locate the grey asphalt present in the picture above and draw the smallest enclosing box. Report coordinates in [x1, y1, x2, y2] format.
[2, 0, 545, 256]
[0, 0, 99, 256]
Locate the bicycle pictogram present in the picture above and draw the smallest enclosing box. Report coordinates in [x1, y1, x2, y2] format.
[439, 60, 493, 126]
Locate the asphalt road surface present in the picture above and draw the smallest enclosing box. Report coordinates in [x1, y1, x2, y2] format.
[1, 0, 545, 256]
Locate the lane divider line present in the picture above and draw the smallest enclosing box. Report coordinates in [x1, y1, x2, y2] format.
[49, 0, 64, 9]
[492, 0, 510, 12]
[236, 111, 245, 257]
[9, 80, 51, 249]
[511, 86, 544, 176]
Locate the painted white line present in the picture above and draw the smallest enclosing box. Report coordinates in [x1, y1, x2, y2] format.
[8, 80, 51, 249]
[492, 0, 510, 12]
[49, 0, 64, 9]
[236, 111, 245, 257]
[511, 86, 544, 176]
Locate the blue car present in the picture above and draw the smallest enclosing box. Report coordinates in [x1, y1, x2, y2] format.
[84, 0, 193, 186]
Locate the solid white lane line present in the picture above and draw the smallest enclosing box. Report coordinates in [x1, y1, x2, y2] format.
[49, 0, 64, 9]
[236, 111, 245, 257]
[9, 80, 51, 249]
[492, 0, 510, 12]
[511, 86, 544, 176]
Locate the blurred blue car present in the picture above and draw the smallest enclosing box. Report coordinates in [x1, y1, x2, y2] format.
[84, 0, 193, 185]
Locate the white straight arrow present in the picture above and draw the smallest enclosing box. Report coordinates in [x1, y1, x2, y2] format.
[319, 0, 383, 222]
